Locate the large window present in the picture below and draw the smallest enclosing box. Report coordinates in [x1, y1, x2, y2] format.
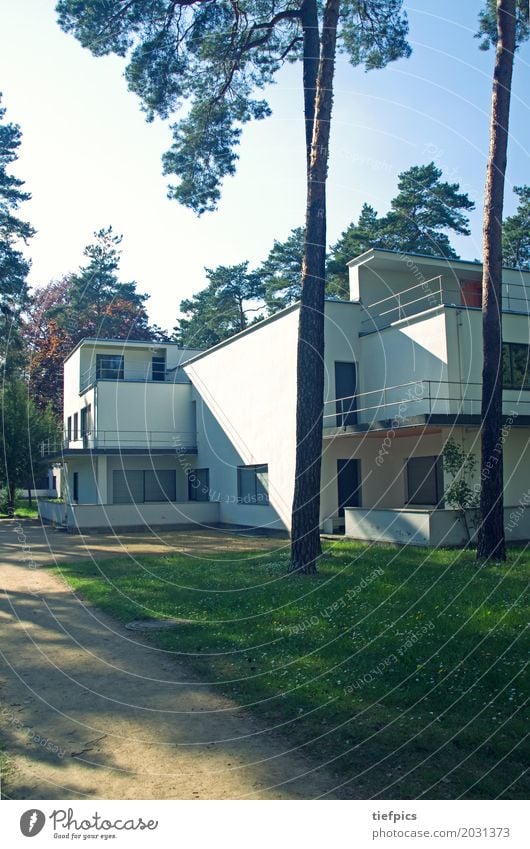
[96, 354, 124, 381]
[237, 464, 269, 505]
[406, 456, 443, 506]
[502, 343, 530, 390]
[113, 469, 177, 504]
[188, 468, 210, 502]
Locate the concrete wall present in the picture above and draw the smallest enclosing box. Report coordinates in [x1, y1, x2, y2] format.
[39, 499, 220, 532]
[320, 431, 445, 524]
[185, 307, 301, 531]
[96, 381, 195, 448]
[359, 310, 449, 422]
[344, 505, 530, 546]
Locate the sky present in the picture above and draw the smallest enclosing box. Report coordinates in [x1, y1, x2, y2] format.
[0, 1, 529, 332]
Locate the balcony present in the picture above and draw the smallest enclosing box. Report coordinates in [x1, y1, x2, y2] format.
[79, 365, 187, 393]
[323, 379, 530, 433]
[40, 430, 197, 457]
[361, 277, 530, 332]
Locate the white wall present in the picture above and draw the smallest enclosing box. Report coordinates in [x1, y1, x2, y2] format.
[96, 381, 195, 448]
[185, 308, 300, 531]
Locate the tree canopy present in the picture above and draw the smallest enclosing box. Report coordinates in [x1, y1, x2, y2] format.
[502, 185, 530, 269]
[57, 1, 410, 216]
[174, 261, 264, 347]
[25, 227, 162, 415]
[327, 162, 475, 297]
[0, 378, 56, 511]
[0, 94, 34, 371]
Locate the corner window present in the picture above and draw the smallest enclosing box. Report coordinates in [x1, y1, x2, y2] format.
[503, 343, 530, 390]
[237, 464, 269, 505]
[406, 456, 443, 506]
[188, 468, 210, 502]
[96, 354, 124, 381]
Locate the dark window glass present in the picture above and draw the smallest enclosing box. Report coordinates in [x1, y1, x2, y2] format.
[113, 470, 144, 504]
[144, 470, 176, 502]
[406, 456, 443, 506]
[188, 468, 210, 502]
[80, 404, 91, 437]
[502, 343, 530, 389]
[113, 469, 176, 504]
[96, 354, 124, 380]
[67, 417, 72, 442]
[73, 413, 78, 441]
[152, 356, 166, 381]
[237, 464, 269, 505]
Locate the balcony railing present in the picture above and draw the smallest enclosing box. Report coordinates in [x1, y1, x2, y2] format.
[361, 277, 443, 331]
[41, 430, 197, 456]
[361, 277, 530, 332]
[79, 366, 188, 393]
[324, 379, 530, 431]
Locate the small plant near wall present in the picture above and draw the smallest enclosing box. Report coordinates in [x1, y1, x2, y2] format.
[443, 438, 480, 543]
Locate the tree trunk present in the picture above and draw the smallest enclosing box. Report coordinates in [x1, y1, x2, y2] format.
[477, 0, 516, 563]
[301, 0, 320, 167]
[290, 0, 340, 574]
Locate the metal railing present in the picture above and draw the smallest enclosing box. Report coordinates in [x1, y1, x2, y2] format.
[361, 277, 530, 332]
[79, 366, 189, 393]
[41, 430, 197, 456]
[324, 378, 530, 430]
[361, 277, 443, 331]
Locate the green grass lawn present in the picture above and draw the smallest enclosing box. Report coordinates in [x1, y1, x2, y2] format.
[54, 540, 529, 799]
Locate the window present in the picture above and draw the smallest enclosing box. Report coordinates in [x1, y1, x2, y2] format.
[188, 468, 210, 502]
[72, 472, 79, 502]
[96, 354, 124, 381]
[237, 464, 269, 505]
[112, 469, 177, 504]
[152, 356, 166, 381]
[67, 416, 72, 442]
[406, 456, 443, 506]
[502, 342, 530, 390]
[80, 404, 91, 437]
[73, 412, 78, 441]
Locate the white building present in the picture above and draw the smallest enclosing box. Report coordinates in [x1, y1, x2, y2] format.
[39, 249, 530, 546]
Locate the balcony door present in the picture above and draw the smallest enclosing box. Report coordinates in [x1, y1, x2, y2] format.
[335, 362, 357, 426]
[337, 458, 361, 517]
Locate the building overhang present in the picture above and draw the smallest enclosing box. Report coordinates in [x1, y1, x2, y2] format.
[323, 413, 530, 439]
[44, 447, 198, 462]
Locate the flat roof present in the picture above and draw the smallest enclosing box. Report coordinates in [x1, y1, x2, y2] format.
[347, 247, 530, 277]
[63, 337, 202, 365]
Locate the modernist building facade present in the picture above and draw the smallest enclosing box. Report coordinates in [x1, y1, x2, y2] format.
[40, 249, 530, 546]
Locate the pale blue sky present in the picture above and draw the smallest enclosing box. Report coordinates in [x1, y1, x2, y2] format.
[0, 1, 529, 331]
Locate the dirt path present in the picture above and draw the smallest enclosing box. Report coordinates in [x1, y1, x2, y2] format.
[0, 521, 338, 800]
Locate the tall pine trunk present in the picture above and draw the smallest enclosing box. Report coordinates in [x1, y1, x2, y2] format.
[290, 0, 340, 574]
[477, 0, 516, 562]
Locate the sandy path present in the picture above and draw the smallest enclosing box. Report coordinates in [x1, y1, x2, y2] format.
[0, 521, 338, 800]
